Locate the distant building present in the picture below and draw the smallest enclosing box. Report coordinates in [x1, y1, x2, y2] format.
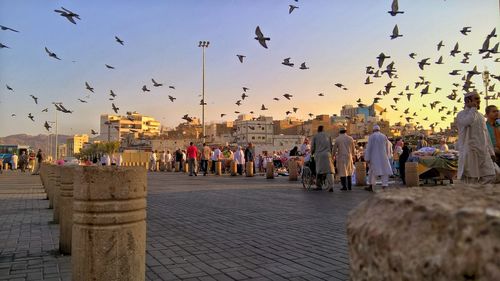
[341, 104, 386, 121]
[273, 117, 303, 135]
[100, 112, 161, 141]
[58, 144, 67, 158]
[234, 115, 274, 146]
[205, 121, 234, 144]
[66, 134, 88, 157]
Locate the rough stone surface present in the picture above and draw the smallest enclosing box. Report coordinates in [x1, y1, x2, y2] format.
[47, 165, 55, 209]
[52, 166, 61, 223]
[245, 161, 254, 177]
[72, 166, 147, 281]
[288, 159, 298, 181]
[347, 185, 500, 281]
[266, 162, 274, 179]
[58, 165, 76, 255]
[355, 162, 366, 186]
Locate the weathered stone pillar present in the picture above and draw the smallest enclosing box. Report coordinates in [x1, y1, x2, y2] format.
[288, 159, 298, 181]
[47, 165, 55, 209]
[215, 161, 222, 176]
[347, 186, 500, 281]
[175, 162, 180, 172]
[245, 161, 254, 177]
[167, 161, 173, 172]
[184, 162, 189, 173]
[59, 165, 76, 255]
[266, 162, 274, 179]
[52, 165, 62, 223]
[230, 161, 237, 176]
[355, 162, 366, 186]
[405, 162, 419, 187]
[72, 166, 147, 281]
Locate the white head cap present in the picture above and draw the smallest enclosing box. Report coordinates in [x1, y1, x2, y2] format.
[464, 90, 478, 98]
[373, 125, 380, 131]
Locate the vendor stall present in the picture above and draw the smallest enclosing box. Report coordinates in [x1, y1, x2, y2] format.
[409, 147, 458, 185]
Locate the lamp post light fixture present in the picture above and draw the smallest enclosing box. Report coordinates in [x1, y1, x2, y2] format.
[482, 68, 490, 107]
[198, 40, 209, 143]
[52, 102, 62, 160]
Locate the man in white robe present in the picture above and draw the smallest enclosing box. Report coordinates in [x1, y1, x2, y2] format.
[456, 91, 496, 184]
[333, 128, 355, 190]
[364, 125, 393, 191]
[311, 125, 335, 191]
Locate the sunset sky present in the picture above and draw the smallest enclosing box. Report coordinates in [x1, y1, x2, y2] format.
[0, 0, 498, 136]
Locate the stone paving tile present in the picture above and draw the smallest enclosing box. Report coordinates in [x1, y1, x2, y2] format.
[1, 170, 372, 280]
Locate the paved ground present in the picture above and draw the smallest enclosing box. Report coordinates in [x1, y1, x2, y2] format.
[0, 170, 373, 281]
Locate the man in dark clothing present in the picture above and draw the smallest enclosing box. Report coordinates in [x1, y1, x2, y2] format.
[244, 143, 254, 174]
[399, 142, 410, 185]
[32, 149, 44, 175]
[175, 148, 183, 171]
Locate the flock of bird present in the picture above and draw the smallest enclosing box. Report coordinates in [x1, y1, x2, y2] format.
[1, 0, 499, 137]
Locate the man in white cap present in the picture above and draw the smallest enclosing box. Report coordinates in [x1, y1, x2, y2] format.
[364, 125, 393, 191]
[456, 91, 496, 184]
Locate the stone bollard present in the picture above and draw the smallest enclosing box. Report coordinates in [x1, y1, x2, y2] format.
[245, 161, 254, 177]
[347, 185, 500, 281]
[230, 161, 238, 176]
[215, 161, 222, 176]
[52, 165, 62, 223]
[266, 162, 274, 179]
[405, 162, 419, 187]
[167, 162, 173, 172]
[47, 165, 55, 209]
[72, 166, 147, 281]
[184, 162, 189, 173]
[59, 165, 76, 255]
[355, 162, 366, 186]
[288, 159, 298, 181]
[175, 162, 180, 172]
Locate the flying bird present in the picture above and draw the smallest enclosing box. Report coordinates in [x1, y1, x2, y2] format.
[91, 129, 98, 135]
[283, 94, 293, 100]
[435, 56, 444, 64]
[152, 79, 163, 87]
[0, 25, 19, 33]
[110, 90, 117, 97]
[220, 114, 226, 118]
[418, 58, 431, 70]
[142, 85, 150, 92]
[318, 93, 325, 96]
[85, 82, 94, 93]
[54, 7, 80, 24]
[242, 87, 249, 92]
[254, 26, 270, 49]
[6, 84, 13, 91]
[168, 95, 176, 102]
[450, 42, 461, 57]
[77, 98, 87, 103]
[236, 54, 245, 63]
[409, 53, 417, 59]
[261, 104, 268, 110]
[289, 5, 298, 14]
[377, 53, 390, 68]
[437, 40, 445, 51]
[390, 24, 402, 39]
[105, 64, 115, 69]
[111, 103, 119, 114]
[28, 113, 34, 122]
[282, 57, 294, 67]
[45, 47, 61, 60]
[460, 26, 471, 35]
[299, 62, 309, 70]
[29, 95, 38, 104]
[115, 36, 124, 45]
[364, 77, 373, 85]
[388, 0, 404, 16]
[44, 121, 51, 131]
[169, 85, 175, 89]
[42, 108, 48, 112]
[242, 93, 248, 100]
[0, 43, 10, 49]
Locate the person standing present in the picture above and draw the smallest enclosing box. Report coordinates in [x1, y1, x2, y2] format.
[187, 142, 198, 176]
[211, 146, 222, 174]
[115, 153, 122, 167]
[175, 148, 183, 172]
[244, 143, 254, 174]
[11, 153, 18, 170]
[166, 150, 173, 170]
[160, 151, 166, 171]
[456, 92, 496, 184]
[416, 135, 428, 150]
[364, 125, 393, 191]
[333, 128, 355, 191]
[439, 138, 449, 153]
[201, 143, 211, 176]
[149, 151, 157, 171]
[234, 146, 245, 175]
[19, 151, 28, 172]
[399, 140, 410, 185]
[311, 125, 335, 192]
[485, 105, 500, 166]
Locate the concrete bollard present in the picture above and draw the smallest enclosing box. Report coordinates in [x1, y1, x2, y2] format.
[355, 162, 367, 186]
[266, 162, 274, 179]
[59, 165, 76, 255]
[215, 161, 222, 176]
[166, 162, 172, 172]
[175, 162, 180, 172]
[72, 166, 147, 281]
[184, 162, 189, 173]
[288, 159, 298, 181]
[405, 162, 419, 187]
[53, 165, 62, 223]
[47, 165, 55, 209]
[245, 161, 254, 177]
[230, 161, 238, 176]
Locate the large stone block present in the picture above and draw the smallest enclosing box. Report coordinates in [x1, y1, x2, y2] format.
[52, 165, 62, 223]
[59, 165, 76, 255]
[347, 185, 500, 281]
[72, 166, 147, 281]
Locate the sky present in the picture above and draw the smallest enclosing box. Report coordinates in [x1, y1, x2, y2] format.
[0, 0, 498, 137]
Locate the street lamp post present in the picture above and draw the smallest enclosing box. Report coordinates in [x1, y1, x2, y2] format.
[52, 102, 61, 160]
[198, 40, 209, 143]
[482, 68, 490, 107]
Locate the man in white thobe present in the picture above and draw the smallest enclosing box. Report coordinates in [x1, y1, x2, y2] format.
[333, 128, 355, 191]
[456, 91, 496, 184]
[311, 125, 335, 191]
[233, 146, 245, 175]
[364, 125, 393, 191]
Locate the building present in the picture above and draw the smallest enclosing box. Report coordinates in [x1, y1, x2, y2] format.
[340, 104, 386, 121]
[205, 121, 235, 144]
[66, 134, 89, 157]
[234, 115, 274, 146]
[273, 117, 303, 135]
[100, 112, 161, 141]
[57, 144, 67, 158]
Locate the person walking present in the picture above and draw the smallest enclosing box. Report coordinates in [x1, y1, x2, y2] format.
[187, 142, 198, 176]
[175, 148, 183, 172]
[234, 146, 245, 175]
[364, 125, 393, 191]
[11, 153, 18, 170]
[32, 149, 44, 175]
[19, 151, 28, 172]
[456, 91, 496, 184]
[333, 128, 355, 191]
[201, 143, 211, 176]
[311, 125, 335, 192]
[149, 151, 157, 171]
[485, 105, 500, 166]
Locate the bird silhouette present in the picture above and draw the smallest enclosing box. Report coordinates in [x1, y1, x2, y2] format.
[29, 95, 38, 104]
[450, 42, 461, 56]
[6, 84, 13, 91]
[45, 47, 61, 60]
[237, 54, 245, 63]
[377, 53, 390, 68]
[261, 104, 268, 110]
[390, 24, 402, 39]
[54, 7, 80, 24]
[254, 26, 270, 49]
[110, 90, 117, 97]
[299, 62, 309, 70]
[115, 36, 124, 45]
[168, 95, 176, 102]
[289, 5, 299, 14]
[418, 58, 431, 70]
[28, 113, 34, 121]
[282, 57, 294, 67]
[85, 82, 94, 93]
[111, 103, 119, 114]
[388, 0, 404, 16]
[152, 79, 163, 87]
[460, 26, 471, 36]
[435, 56, 444, 64]
[0, 25, 19, 33]
[283, 94, 293, 100]
[77, 98, 87, 103]
[105, 64, 115, 69]
[0, 43, 10, 49]
[409, 53, 417, 59]
[91, 129, 98, 135]
[142, 85, 150, 92]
